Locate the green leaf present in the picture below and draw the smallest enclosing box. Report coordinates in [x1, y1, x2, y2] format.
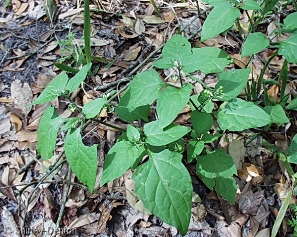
[38, 106, 67, 160]
[100, 140, 145, 186]
[201, 2, 241, 41]
[263, 104, 289, 125]
[191, 111, 213, 137]
[116, 69, 165, 121]
[144, 121, 190, 146]
[283, 12, 297, 32]
[157, 83, 193, 127]
[65, 128, 98, 193]
[241, 0, 261, 10]
[82, 97, 105, 119]
[215, 68, 251, 101]
[241, 33, 269, 57]
[286, 97, 297, 111]
[287, 134, 297, 164]
[32, 73, 68, 105]
[196, 149, 237, 203]
[65, 63, 92, 93]
[278, 32, 297, 64]
[187, 140, 204, 162]
[153, 35, 191, 69]
[183, 47, 229, 74]
[218, 98, 271, 131]
[133, 149, 192, 235]
[190, 94, 214, 113]
[126, 125, 141, 143]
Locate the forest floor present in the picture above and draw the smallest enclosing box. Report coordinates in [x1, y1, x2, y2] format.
[0, 0, 297, 236]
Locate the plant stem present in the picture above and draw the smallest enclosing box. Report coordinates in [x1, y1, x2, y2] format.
[84, 0, 92, 64]
[256, 50, 278, 97]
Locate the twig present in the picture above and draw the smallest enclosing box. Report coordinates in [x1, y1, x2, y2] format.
[55, 165, 71, 233]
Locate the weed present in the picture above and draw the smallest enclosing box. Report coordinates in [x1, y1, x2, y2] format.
[32, 0, 297, 235]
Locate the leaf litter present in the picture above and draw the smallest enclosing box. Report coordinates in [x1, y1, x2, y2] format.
[0, 0, 297, 236]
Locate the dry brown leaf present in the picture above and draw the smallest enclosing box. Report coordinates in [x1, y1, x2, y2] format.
[3, 57, 29, 71]
[0, 97, 14, 103]
[0, 116, 11, 135]
[15, 130, 38, 142]
[238, 190, 264, 215]
[68, 213, 100, 229]
[143, 15, 165, 24]
[2, 166, 17, 186]
[10, 113, 22, 132]
[1, 206, 21, 237]
[267, 85, 280, 103]
[163, 10, 175, 22]
[255, 228, 270, 237]
[228, 137, 246, 170]
[135, 18, 145, 35]
[11, 80, 33, 116]
[123, 44, 142, 61]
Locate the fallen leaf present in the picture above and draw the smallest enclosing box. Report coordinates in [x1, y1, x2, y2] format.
[123, 45, 142, 61]
[10, 113, 22, 132]
[11, 80, 33, 116]
[143, 15, 165, 24]
[135, 18, 145, 35]
[239, 190, 264, 215]
[15, 130, 38, 142]
[1, 207, 21, 237]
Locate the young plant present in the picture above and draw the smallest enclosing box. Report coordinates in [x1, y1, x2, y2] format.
[33, 1, 297, 235]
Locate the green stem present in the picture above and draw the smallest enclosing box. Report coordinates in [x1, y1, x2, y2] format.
[256, 50, 278, 98]
[84, 0, 92, 64]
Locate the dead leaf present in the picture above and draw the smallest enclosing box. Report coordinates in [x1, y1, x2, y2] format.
[228, 137, 246, 170]
[11, 80, 33, 116]
[267, 85, 279, 103]
[0, 116, 11, 135]
[239, 190, 264, 215]
[135, 18, 145, 35]
[1, 207, 21, 237]
[255, 228, 270, 237]
[10, 113, 22, 132]
[3, 57, 29, 71]
[123, 45, 142, 61]
[163, 10, 175, 22]
[143, 15, 165, 24]
[15, 130, 38, 142]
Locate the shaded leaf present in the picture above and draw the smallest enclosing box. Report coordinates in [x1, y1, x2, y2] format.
[116, 69, 165, 121]
[65, 128, 98, 192]
[197, 149, 237, 203]
[218, 98, 270, 131]
[278, 32, 297, 64]
[191, 111, 213, 137]
[32, 73, 68, 105]
[100, 140, 145, 186]
[38, 106, 67, 160]
[242, 33, 269, 57]
[263, 104, 289, 124]
[157, 83, 193, 127]
[133, 149, 192, 235]
[144, 121, 190, 146]
[65, 63, 92, 93]
[201, 2, 241, 41]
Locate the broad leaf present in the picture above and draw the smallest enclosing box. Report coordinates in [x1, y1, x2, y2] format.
[38, 106, 67, 160]
[241, 0, 261, 10]
[201, 2, 241, 41]
[65, 63, 92, 93]
[286, 96, 297, 111]
[133, 149, 192, 235]
[153, 35, 191, 69]
[187, 140, 204, 162]
[32, 73, 68, 105]
[196, 149, 237, 203]
[283, 12, 297, 32]
[157, 83, 193, 127]
[263, 104, 289, 124]
[241, 33, 269, 57]
[218, 98, 270, 131]
[126, 125, 141, 143]
[287, 134, 297, 164]
[144, 121, 190, 146]
[183, 47, 229, 74]
[65, 128, 98, 192]
[215, 68, 251, 101]
[116, 69, 165, 121]
[82, 97, 105, 119]
[100, 140, 145, 185]
[278, 32, 297, 64]
[191, 111, 213, 137]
